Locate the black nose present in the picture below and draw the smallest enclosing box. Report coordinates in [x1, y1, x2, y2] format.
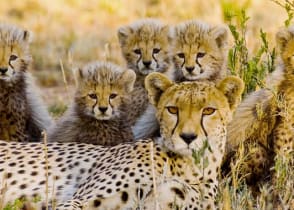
[143, 61, 151, 68]
[185, 66, 195, 73]
[99, 107, 108, 113]
[0, 68, 8, 74]
[180, 133, 197, 145]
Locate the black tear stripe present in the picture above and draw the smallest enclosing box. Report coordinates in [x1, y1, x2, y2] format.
[152, 53, 158, 63]
[180, 57, 185, 68]
[8, 60, 14, 70]
[200, 116, 208, 137]
[92, 99, 98, 113]
[196, 58, 202, 68]
[136, 54, 142, 68]
[108, 97, 114, 110]
[171, 111, 179, 136]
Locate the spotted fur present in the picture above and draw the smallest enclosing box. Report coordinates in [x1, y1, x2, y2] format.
[0, 23, 52, 142]
[223, 25, 294, 185]
[0, 73, 243, 210]
[48, 61, 136, 146]
[171, 20, 228, 83]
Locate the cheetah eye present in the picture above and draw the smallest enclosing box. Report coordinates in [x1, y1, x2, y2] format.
[133, 49, 141, 55]
[9, 54, 18, 61]
[109, 93, 117, 99]
[177, 53, 185, 59]
[166, 106, 178, 115]
[202, 107, 216, 115]
[153, 48, 160, 54]
[197, 52, 206, 59]
[88, 93, 97, 99]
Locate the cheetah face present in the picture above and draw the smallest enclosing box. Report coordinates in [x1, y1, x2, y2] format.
[74, 63, 136, 121]
[171, 21, 228, 81]
[145, 73, 244, 156]
[118, 19, 170, 76]
[0, 26, 31, 82]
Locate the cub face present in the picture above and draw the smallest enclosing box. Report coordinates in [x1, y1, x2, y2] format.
[0, 24, 31, 82]
[171, 20, 228, 81]
[276, 25, 294, 73]
[145, 73, 244, 156]
[74, 62, 136, 120]
[118, 19, 170, 76]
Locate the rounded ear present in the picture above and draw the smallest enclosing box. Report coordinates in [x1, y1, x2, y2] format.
[119, 69, 136, 93]
[73, 67, 84, 86]
[117, 26, 133, 45]
[209, 26, 228, 49]
[217, 76, 244, 110]
[145, 72, 173, 106]
[23, 30, 33, 44]
[276, 28, 291, 51]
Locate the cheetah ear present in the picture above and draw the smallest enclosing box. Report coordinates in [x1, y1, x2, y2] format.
[217, 76, 244, 110]
[73, 67, 84, 86]
[23, 30, 33, 44]
[117, 26, 133, 46]
[145, 72, 173, 106]
[119, 69, 136, 93]
[210, 26, 228, 49]
[276, 28, 291, 51]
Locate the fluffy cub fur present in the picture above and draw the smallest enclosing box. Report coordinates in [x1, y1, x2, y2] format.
[170, 20, 229, 83]
[48, 61, 136, 145]
[223, 25, 294, 184]
[118, 19, 172, 139]
[0, 23, 52, 142]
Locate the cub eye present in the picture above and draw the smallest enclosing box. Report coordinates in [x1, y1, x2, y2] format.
[177, 53, 185, 59]
[133, 49, 141, 55]
[9, 54, 18, 61]
[153, 48, 160, 54]
[88, 93, 97, 99]
[202, 107, 216, 115]
[167, 106, 178, 115]
[197, 52, 206, 58]
[109, 93, 117, 99]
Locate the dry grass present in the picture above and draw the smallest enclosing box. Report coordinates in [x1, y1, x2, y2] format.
[0, 0, 293, 209]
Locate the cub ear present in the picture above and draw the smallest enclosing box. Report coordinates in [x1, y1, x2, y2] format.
[217, 76, 244, 110]
[119, 69, 136, 93]
[145, 72, 173, 106]
[23, 30, 33, 44]
[276, 28, 291, 51]
[209, 26, 228, 49]
[117, 26, 133, 46]
[73, 67, 84, 86]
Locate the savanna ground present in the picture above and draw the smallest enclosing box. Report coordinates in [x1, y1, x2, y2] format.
[0, 0, 293, 209]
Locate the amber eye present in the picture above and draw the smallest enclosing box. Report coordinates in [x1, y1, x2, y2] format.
[197, 52, 205, 58]
[167, 106, 178, 114]
[88, 93, 97, 99]
[153, 48, 160, 54]
[177, 53, 185, 59]
[9, 54, 18, 61]
[133, 49, 141, 55]
[202, 107, 216, 115]
[109, 93, 117, 99]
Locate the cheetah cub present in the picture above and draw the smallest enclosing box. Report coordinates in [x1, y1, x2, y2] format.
[223, 25, 294, 185]
[171, 20, 229, 83]
[118, 19, 172, 139]
[48, 61, 136, 145]
[0, 23, 52, 142]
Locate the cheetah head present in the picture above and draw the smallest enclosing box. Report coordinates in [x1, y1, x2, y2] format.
[0, 24, 32, 82]
[74, 61, 136, 120]
[276, 25, 294, 74]
[118, 19, 170, 76]
[171, 20, 228, 81]
[145, 72, 244, 156]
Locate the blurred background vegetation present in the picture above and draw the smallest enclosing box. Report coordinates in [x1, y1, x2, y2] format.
[0, 0, 290, 116]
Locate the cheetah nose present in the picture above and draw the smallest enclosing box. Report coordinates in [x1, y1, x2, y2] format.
[99, 107, 108, 113]
[185, 66, 195, 73]
[143, 61, 152, 68]
[180, 133, 197, 145]
[0, 68, 8, 74]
